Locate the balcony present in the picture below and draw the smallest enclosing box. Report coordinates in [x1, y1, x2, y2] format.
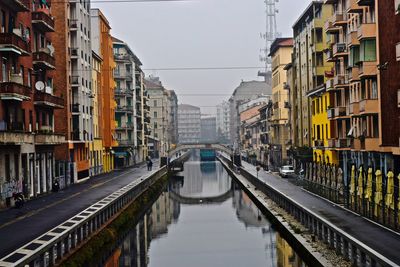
[358, 61, 377, 78]
[327, 108, 335, 119]
[357, 23, 376, 40]
[70, 47, 79, 59]
[359, 99, 379, 114]
[116, 105, 133, 113]
[328, 139, 336, 148]
[33, 50, 55, 70]
[357, 0, 374, 6]
[114, 54, 130, 61]
[333, 74, 349, 88]
[347, 0, 363, 13]
[34, 90, 64, 109]
[71, 76, 80, 87]
[0, 121, 33, 144]
[336, 138, 351, 149]
[335, 106, 347, 117]
[314, 140, 325, 148]
[325, 21, 340, 33]
[0, 79, 31, 101]
[365, 137, 380, 151]
[347, 67, 359, 82]
[71, 103, 80, 113]
[69, 19, 78, 31]
[0, 32, 30, 55]
[325, 49, 335, 62]
[326, 79, 334, 91]
[347, 31, 360, 47]
[332, 13, 347, 26]
[2, 0, 29, 12]
[117, 139, 134, 146]
[349, 102, 360, 115]
[32, 9, 55, 32]
[332, 43, 348, 57]
[35, 132, 65, 145]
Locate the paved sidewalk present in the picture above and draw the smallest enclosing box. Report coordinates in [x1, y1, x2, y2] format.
[240, 160, 400, 264]
[0, 162, 157, 258]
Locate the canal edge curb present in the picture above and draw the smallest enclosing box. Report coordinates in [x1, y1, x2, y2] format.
[217, 157, 330, 267]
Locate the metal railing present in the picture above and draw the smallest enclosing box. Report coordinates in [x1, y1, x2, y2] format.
[0, 166, 168, 267]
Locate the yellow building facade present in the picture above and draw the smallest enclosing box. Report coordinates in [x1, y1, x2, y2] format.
[293, 2, 337, 165]
[91, 9, 117, 173]
[90, 52, 105, 176]
[268, 38, 293, 169]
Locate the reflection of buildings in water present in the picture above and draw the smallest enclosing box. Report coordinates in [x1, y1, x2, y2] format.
[200, 161, 216, 174]
[116, 214, 151, 267]
[103, 248, 121, 267]
[276, 233, 306, 267]
[105, 189, 181, 267]
[180, 161, 231, 197]
[151, 192, 175, 239]
[233, 189, 277, 266]
[233, 190, 268, 227]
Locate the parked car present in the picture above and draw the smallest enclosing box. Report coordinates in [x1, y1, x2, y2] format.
[279, 165, 295, 178]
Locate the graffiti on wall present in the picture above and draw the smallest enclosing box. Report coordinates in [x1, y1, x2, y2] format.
[1, 179, 23, 199]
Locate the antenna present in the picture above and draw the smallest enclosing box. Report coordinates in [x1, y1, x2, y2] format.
[258, 0, 281, 82]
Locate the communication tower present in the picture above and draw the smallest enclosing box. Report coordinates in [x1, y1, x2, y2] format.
[258, 0, 281, 81]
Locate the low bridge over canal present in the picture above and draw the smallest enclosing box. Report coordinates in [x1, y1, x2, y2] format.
[168, 143, 233, 158]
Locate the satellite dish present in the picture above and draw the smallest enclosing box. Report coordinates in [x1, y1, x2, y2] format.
[47, 44, 55, 56]
[35, 81, 45, 91]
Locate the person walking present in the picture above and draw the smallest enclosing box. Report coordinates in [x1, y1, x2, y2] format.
[146, 156, 153, 171]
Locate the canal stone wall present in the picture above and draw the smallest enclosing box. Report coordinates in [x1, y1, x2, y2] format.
[0, 150, 192, 267]
[218, 156, 398, 267]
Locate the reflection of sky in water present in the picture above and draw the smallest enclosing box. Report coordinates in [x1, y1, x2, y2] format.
[103, 158, 307, 267]
[179, 161, 231, 198]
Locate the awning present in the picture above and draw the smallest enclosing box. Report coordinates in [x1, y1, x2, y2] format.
[114, 152, 128, 158]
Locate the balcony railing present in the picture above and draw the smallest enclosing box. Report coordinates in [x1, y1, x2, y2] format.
[359, 99, 379, 114]
[336, 138, 351, 148]
[0, 32, 31, 55]
[33, 50, 56, 69]
[327, 108, 335, 119]
[0, 81, 31, 100]
[114, 54, 130, 61]
[34, 90, 64, 109]
[334, 74, 349, 87]
[333, 43, 347, 56]
[314, 140, 324, 147]
[357, 23, 376, 40]
[335, 106, 347, 117]
[69, 19, 78, 30]
[32, 9, 55, 32]
[3, 0, 29, 12]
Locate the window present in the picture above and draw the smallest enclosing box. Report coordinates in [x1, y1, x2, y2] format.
[349, 46, 360, 66]
[154, 100, 157, 107]
[154, 111, 157, 118]
[360, 39, 376, 62]
[371, 80, 378, 99]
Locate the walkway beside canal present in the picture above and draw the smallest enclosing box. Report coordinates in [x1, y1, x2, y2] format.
[0, 161, 158, 258]
[237, 160, 400, 265]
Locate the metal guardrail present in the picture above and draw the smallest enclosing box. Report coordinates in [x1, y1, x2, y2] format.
[218, 155, 398, 267]
[0, 167, 168, 267]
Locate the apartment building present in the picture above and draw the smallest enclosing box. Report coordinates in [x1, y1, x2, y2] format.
[268, 38, 293, 170]
[53, 0, 93, 183]
[145, 77, 169, 156]
[324, 0, 381, 178]
[216, 101, 230, 143]
[90, 51, 103, 176]
[292, 2, 337, 165]
[376, 0, 400, 172]
[178, 104, 201, 144]
[239, 104, 263, 163]
[200, 116, 217, 143]
[91, 9, 117, 173]
[112, 37, 140, 168]
[136, 63, 148, 162]
[167, 89, 178, 146]
[229, 80, 271, 148]
[0, 0, 65, 207]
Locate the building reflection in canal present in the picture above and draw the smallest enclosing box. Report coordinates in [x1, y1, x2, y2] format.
[103, 160, 307, 267]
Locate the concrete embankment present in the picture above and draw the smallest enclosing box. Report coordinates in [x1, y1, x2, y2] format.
[218, 156, 398, 267]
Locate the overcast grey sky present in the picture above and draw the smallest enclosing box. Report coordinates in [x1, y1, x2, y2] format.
[93, 0, 310, 114]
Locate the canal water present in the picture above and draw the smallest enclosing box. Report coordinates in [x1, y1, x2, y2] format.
[101, 158, 307, 267]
